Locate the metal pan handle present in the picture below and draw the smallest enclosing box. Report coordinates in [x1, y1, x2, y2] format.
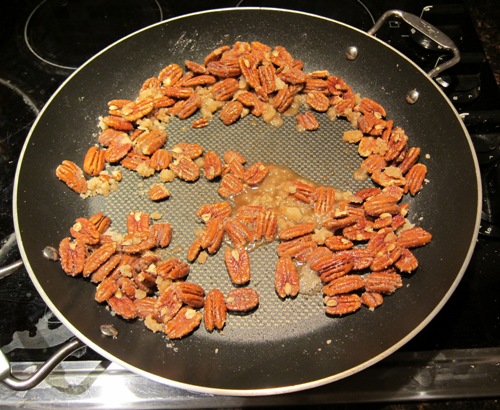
[367, 9, 460, 79]
[1, 338, 85, 390]
[0, 259, 23, 279]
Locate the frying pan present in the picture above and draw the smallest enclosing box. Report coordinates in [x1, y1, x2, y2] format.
[5, 8, 480, 395]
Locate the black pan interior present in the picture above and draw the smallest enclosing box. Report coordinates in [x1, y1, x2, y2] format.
[14, 8, 480, 394]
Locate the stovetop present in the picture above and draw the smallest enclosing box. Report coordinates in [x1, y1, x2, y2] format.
[1, 0, 499, 406]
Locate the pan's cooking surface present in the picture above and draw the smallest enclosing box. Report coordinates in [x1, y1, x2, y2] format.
[13, 9, 480, 393]
[102, 111, 367, 342]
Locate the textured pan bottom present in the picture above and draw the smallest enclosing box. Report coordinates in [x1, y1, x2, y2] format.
[89, 111, 373, 343]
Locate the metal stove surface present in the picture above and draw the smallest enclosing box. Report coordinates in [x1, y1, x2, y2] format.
[1, 0, 499, 407]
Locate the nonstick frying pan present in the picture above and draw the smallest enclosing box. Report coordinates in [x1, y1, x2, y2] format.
[7, 8, 480, 395]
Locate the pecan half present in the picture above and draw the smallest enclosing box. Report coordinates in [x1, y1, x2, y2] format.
[196, 201, 232, 223]
[161, 86, 194, 99]
[225, 288, 259, 312]
[83, 146, 106, 176]
[155, 287, 183, 323]
[90, 254, 121, 283]
[127, 211, 150, 234]
[120, 152, 149, 171]
[203, 151, 223, 180]
[324, 235, 353, 251]
[135, 129, 167, 156]
[275, 256, 299, 298]
[204, 289, 226, 331]
[342, 218, 374, 242]
[171, 143, 204, 160]
[94, 276, 118, 303]
[311, 251, 353, 283]
[207, 60, 241, 78]
[158, 63, 183, 86]
[324, 294, 361, 316]
[340, 248, 374, 271]
[323, 274, 364, 296]
[186, 238, 203, 263]
[306, 90, 329, 112]
[277, 234, 317, 262]
[199, 217, 225, 254]
[358, 97, 387, 118]
[224, 245, 251, 285]
[150, 223, 172, 248]
[218, 173, 244, 198]
[121, 98, 154, 122]
[370, 242, 403, 272]
[289, 180, 316, 203]
[244, 162, 268, 186]
[239, 56, 260, 88]
[164, 307, 202, 339]
[59, 237, 86, 276]
[108, 295, 138, 320]
[70, 217, 100, 245]
[192, 118, 210, 129]
[105, 134, 133, 163]
[314, 186, 336, 216]
[364, 270, 403, 294]
[185, 59, 207, 74]
[255, 208, 278, 241]
[385, 127, 408, 161]
[101, 115, 134, 131]
[404, 163, 427, 195]
[397, 227, 432, 248]
[394, 248, 419, 273]
[121, 231, 156, 254]
[212, 78, 240, 101]
[398, 147, 421, 174]
[83, 242, 117, 277]
[279, 66, 307, 85]
[134, 297, 158, 319]
[220, 101, 243, 125]
[88, 211, 111, 234]
[149, 149, 172, 171]
[361, 292, 384, 310]
[180, 74, 216, 87]
[278, 222, 315, 240]
[148, 184, 170, 201]
[175, 282, 205, 308]
[258, 64, 276, 94]
[223, 150, 247, 165]
[177, 94, 202, 119]
[363, 193, 400, 217]
[169, 156, 200, 182]
[156, 258, 190, 280]
[361, 155, 387, 174]
[56, 160, 87, 194]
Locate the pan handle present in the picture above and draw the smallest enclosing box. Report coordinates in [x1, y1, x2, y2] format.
[0, 259, 23, 279]
[1, 338, 85, 390]
[367, 9, 460, 78]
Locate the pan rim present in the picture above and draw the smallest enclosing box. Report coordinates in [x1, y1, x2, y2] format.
[12, 7, 482, 396]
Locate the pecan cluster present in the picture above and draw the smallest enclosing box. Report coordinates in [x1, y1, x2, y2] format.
[279, 183, 432, 315]
[55, 41, 427, 200]
[58, 210, 259, 339]
[53, 41, 433, 340]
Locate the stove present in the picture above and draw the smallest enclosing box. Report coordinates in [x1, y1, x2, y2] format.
[1, 0, 499, 406]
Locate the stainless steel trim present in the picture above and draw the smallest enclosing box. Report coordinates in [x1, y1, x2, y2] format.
[1, 339, 85, 391]
[368, 9, 461, 78]
[1, 347, 499, 407]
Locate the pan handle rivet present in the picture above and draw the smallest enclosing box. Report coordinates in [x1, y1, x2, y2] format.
[100, 324, 119, 339]
[42, 246, 59, 261]
[406, 89, 420, 104]
[345, 46, 358, 61]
